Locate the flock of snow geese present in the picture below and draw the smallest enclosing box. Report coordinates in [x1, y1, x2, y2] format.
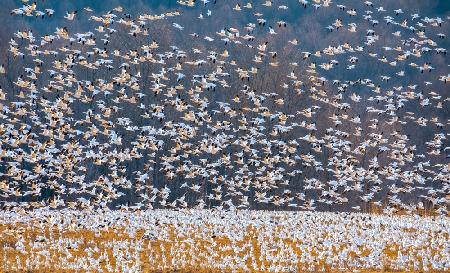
[0, 0, 449, 272]
[1, 0, 448, 214]
[1, 209, 449, 272]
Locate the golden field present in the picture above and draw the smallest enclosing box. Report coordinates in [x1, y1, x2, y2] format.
[0, 209, 449, 273]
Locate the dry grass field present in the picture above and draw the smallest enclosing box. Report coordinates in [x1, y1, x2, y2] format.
[0, 209, 449, 273]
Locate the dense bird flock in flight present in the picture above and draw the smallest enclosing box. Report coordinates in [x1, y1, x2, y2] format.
[2, 0, 449, 214]
[0, 0, 449, 272]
